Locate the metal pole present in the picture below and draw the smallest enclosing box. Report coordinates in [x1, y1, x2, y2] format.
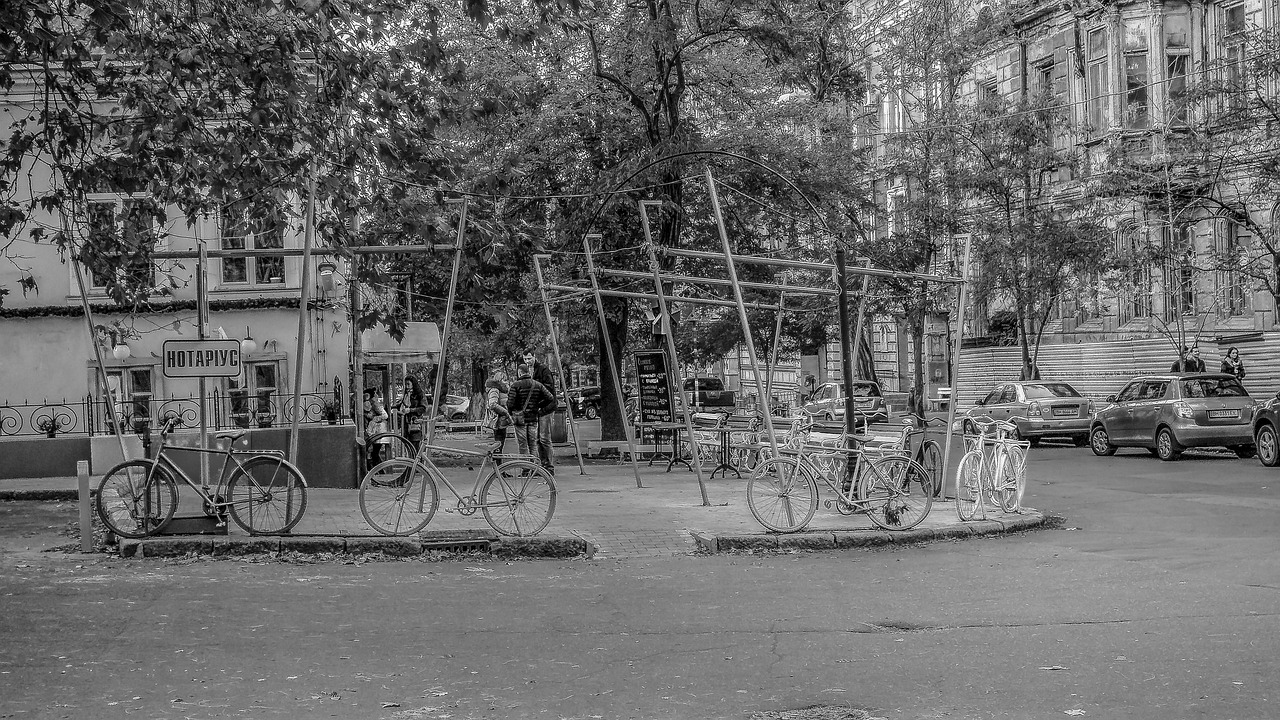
[766, 290, 786, 413]
[703, 168, 781, 467]
[288, 173, 317, 462]
[583, 233, 643, 488]
[545, 285, 786, 312]
[70, 254, 130, 464]
[427, 198, 468, 445]
[197, 242, 210, 485]
[851, 257, 872, 385]
[533, 255, 587, 476]
[943, 234, 974, 506]
[835, 250, 858, 489]
[662, 247, 964, 284]
[350, 254, 365, 476]
[639, 201, 709, 506]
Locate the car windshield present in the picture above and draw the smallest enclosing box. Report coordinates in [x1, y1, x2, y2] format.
[1022, 383, 1082, 399]
[849, 383, 881, 398]
[1181, 377, 1248, 398]
[685, 378, 724, 391]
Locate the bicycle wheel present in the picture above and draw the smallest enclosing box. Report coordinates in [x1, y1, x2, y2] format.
[991, 449, 1023, 513]
[368, 433, 415, 461]
[226, 456, 308, 535]
[859, 456, 932, 531]
[480, 459, 556, 536]
[955, 451, 983, 521]
[360, 459, 439, 536]
[917, 439, 944, 498]
[95, 460, 178, 539]
[746, 457, 818, 533]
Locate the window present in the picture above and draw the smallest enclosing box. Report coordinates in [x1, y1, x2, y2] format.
[84, 196, 157, 293]
[1119, 224, 1151, 322]
[1166, 5, 1191, 123]
[227, 360, 281, 425]
[977, 77, 998, 104]
[1163, 225, 1196, 319]
[220, 204, 285, 286]
[1140, 380, 1169, 400]
[1220, 3, 1247, 110]
[99, 366, 155, 429]
[1086, 27, 1110, 129]
[1218, 220, 1250, 317]
[1123, 18, 1150, 128]
[1033, 61, 1054, 96]
[1116, 382, 1142, 402]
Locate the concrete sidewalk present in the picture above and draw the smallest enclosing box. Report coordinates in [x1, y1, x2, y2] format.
[0, 446, 1045, 560]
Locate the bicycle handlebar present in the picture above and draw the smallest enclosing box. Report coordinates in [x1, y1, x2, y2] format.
[160, 416, 182, 436]
[965, 415, 1017, 432]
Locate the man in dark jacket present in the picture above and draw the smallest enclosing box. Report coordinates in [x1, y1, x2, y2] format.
[508, 363, 557, 471]
[1171, 345, 1206, 373]
[522, 351, 559, 473]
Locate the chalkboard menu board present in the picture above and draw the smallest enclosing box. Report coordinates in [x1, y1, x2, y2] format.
[634, 350, 674, 424]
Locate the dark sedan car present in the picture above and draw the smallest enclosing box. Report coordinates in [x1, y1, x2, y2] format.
[962, 381, 1093, 446]
[1251, 391, 1280, 466]
[1089, 373, 1257, 460]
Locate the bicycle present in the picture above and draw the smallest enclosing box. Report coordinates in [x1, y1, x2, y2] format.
[955, 415, 1029, 520]
[860, 417, 946, 498]
[95, 416, 309, 539]
[358, 442, 555, 537]
[745, 431, 934, 533]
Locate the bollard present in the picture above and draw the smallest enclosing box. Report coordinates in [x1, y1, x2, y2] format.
[78, 460, 92, 552]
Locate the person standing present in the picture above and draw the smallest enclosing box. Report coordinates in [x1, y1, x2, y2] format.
[507, 363, 557, 468]
[395, 376, 427, 448]
[363, 387, 391, 466]
[522, 350, 558, 474]
[1221, 346, 1246, 380]
[1171, 345, 1206, 373]
[482, 375, 512, 453]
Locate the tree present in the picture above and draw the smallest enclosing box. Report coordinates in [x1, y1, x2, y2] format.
[962, 91, 1112, 380]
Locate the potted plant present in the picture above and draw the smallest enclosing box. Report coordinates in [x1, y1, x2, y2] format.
[37, 416, 62, 438]
[322, 399, 339, 425]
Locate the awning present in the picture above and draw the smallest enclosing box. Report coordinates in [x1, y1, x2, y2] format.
[360, 321, 441, 363]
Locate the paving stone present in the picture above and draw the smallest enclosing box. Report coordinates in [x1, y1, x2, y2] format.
[277, 536, 346, 554]
[142, 536, 213, 557]
[210, 537, 280, 556]
[688, 531, 717, 553]
[346, 536, 422, 556]
[117, 539, 140, 558]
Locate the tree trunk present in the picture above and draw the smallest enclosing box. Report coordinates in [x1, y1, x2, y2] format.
[599, 296, 631, 441]
[909, 311, 925, 418]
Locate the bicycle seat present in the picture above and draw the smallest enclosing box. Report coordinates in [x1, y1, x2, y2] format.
[215, 429, 247, 442]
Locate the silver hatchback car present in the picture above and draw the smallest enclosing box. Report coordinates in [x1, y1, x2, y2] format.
[1089, 373, 1257, 460]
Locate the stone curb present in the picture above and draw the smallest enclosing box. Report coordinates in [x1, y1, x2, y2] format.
[690, 509, 1047, 554]
[0, 489, 79, 502]
[115, 534, 592, 560]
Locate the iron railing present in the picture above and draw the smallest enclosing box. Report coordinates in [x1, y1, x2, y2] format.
[1, 386, 348, 438]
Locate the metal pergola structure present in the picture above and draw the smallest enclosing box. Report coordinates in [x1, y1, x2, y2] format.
[536, 167, 973, 506]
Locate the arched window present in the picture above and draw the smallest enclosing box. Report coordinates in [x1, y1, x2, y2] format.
[1217, 216, 1251, 317]
[1117, 222, 1150, 322]
[1162, 224, 1196, 320]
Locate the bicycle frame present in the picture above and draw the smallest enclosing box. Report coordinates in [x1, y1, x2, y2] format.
[145, 434, 285, 511]
[404, 442, 539, 513]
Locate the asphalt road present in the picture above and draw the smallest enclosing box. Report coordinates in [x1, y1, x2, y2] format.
[2, 443, 1277, 719]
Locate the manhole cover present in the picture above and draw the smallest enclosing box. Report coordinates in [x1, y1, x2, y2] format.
[749, 706, 882, 720]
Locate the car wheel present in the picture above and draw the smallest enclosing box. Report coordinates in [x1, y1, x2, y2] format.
[1027, 437, 1041, 448]
[1257, 424, 1280, 467]
[1231, 444, 1256, 459]
[1155, 427, 1182, 461]
[585, 405, 599, 420]
[1090, 426, 1116, 456]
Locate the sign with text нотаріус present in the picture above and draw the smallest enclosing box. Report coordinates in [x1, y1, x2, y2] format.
[162, 339, 242, 378]
[635, 350, 674, 424]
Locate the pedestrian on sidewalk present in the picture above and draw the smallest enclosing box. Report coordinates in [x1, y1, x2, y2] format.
[482, 375, 512, 454]
[1171, 345, 1206, 373]
[522, 350, 558, 474]
[1221, 346, 1246, 380]
[363, 387, 391, 466]
[508, 363, 557, 472]
[395, 376, 427, 448]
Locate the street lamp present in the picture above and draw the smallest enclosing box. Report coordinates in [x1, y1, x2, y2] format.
[241, 326, 257, 355]
[111, 342, 131, 360]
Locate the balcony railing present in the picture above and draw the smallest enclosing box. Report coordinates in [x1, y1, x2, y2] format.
[1, 387, 347, 438]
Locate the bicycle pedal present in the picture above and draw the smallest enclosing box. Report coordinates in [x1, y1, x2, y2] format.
[823, 499, 832, 509]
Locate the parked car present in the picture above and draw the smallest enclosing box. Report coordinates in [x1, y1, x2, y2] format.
[962, 381, 1092, 446]
[683, 376, 735, 410]
[442, 394, 470, 422]
[1089, 373, 1257, 460]
[568, 386, 602, 420]
[800, 380, 888, 425]
[1251, 390, 1280, 466]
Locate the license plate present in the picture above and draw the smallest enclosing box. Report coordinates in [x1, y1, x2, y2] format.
[1052, 406, 1077, 417]
[1209, 409, 1239, 419]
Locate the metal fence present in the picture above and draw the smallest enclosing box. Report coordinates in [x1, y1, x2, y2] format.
[1, 386, 347, 438]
